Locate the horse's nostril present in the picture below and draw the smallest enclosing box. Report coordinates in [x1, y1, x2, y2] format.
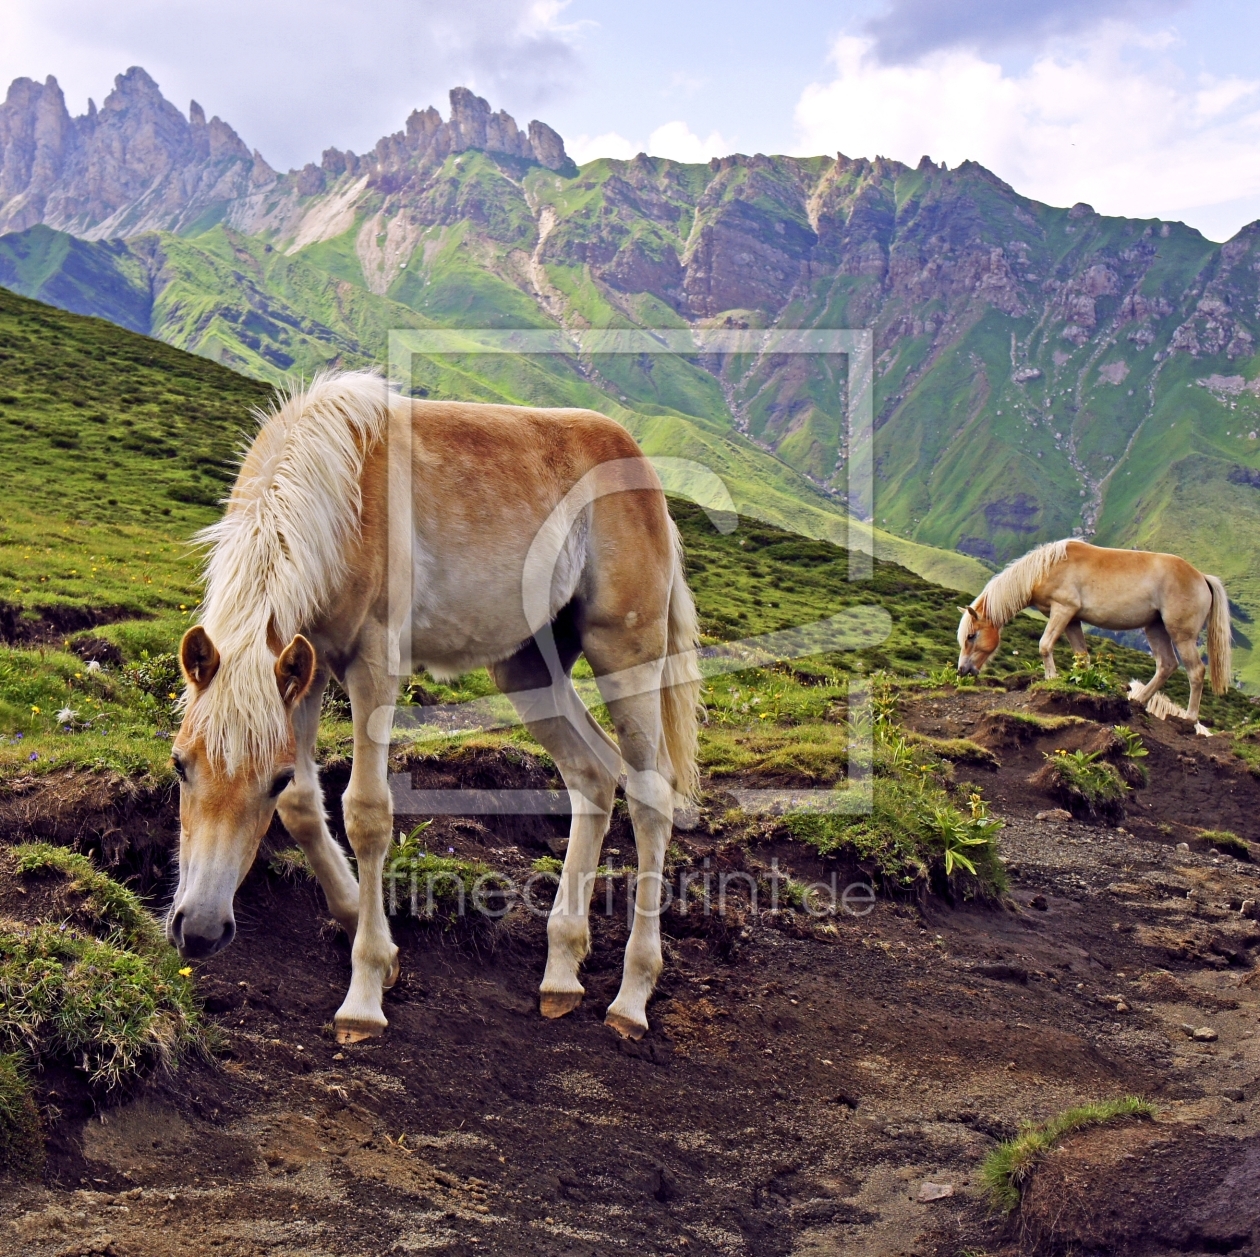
[174, 915, 234, 959]
[169, 910, 185, 946]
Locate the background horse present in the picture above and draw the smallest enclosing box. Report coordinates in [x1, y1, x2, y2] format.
[166, 371, 701, 1044]
[956, 539, 1231, 722]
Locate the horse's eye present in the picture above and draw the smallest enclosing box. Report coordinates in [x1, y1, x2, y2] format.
[967, 633, 977, 645]
[172, 756, 187, 782]
[269, 771, 294, 798]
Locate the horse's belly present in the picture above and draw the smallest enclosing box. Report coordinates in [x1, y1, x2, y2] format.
[407, 530, 586, 680]
[1077, 595, 1158, 631]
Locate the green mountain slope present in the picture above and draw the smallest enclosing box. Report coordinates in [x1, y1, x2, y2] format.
[1, 94, 1257, 680]
[0, 283, 1251, 797]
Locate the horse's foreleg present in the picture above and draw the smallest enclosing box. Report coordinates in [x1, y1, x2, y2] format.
[1135, 621, 1179, 711]
[334, 646, 399, 1044]
[1038, 604, 1078, 678]
[276, 672, 360, 936]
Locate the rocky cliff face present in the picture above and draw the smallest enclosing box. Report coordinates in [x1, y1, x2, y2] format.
[0, 72, 570, 240]
[0, 68, 274, 238]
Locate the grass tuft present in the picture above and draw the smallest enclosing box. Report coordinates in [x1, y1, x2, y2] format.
[384, 826, 507, 927]
[14, 842, 164, 951]
[1199, 829, 1252, 860]
[980, 1096, 1156, 1212]
[905, 733, 999, 767]
[0, 1051, 43, 1176]
[0, 922, 207, 1091]
[1031, 748, 1128, 820]
[267, 847, 316, 882]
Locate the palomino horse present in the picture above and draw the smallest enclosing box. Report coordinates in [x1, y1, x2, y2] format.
[166, 371, 701, 1043]
[956, 539, 1231, 721]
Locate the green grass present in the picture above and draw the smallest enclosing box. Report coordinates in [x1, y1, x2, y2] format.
[0, 1051, 42, 1176]
[268, 846, 316, 882]
[0, 844, 210, 1152]
[0, 922, 204, 1091]
[980, 1097, 1156, 1212]
[1034, 748, 1129, 819]
[4, 145, 1260, 685]
[1199, 829, 1252, 860]
[990, 710, 1085, 734]
[384, 824, 506, 927]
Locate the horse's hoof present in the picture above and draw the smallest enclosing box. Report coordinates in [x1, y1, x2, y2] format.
[334, 1018, 385, 1045]
[604, 1011, 647, 1040]
[539, 991, 583, 1019]
[383, 956, 401, 991]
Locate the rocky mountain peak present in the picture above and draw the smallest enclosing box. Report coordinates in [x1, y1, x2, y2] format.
[0, 65, 267, 237]
[0, 66, 578, 232]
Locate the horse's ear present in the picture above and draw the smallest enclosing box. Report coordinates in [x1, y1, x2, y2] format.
[180, 626, 220, 691]
[275, 635, 317, 708]
[957, 606, 973, 618]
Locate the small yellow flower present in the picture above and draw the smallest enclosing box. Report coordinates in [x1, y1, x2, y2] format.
[167, 692, 177, 700]
[30, 705, 39, 715]
[178, 966, 193, 977]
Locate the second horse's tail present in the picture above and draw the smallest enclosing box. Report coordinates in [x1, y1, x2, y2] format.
[1204, 574, 1233, 695]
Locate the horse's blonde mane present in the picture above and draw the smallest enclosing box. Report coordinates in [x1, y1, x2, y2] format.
[187, 370, 396, 774]
[961, 539, 1071, 643]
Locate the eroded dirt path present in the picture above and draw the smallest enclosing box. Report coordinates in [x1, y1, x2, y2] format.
[2, 690, 1259, 1256]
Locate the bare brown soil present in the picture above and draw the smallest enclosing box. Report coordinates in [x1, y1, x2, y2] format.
[2, 689, 1259, 1256]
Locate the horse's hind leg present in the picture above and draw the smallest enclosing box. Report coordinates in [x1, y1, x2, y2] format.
[580, 618, 673, 1041]
[491, 618, 620, 1021]
[1135, 620, 1180, 711]
[1168, 625, 1207, 722]
[275, 668, 360, 937]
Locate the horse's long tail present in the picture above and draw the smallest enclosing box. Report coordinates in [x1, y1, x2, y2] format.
[1205, 575, 1233, 695]
[660, 521, 702, 804]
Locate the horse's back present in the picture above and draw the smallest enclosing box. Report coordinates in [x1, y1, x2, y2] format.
[1050, 540, 1211, 628]
[410, 398, 644, 480]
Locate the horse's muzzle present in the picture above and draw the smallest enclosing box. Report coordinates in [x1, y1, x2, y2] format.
[957, 660, 980, 677]
[169, 908, 236, 959]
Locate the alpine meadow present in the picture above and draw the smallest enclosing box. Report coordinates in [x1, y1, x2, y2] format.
[0, 53, 1257, 1257]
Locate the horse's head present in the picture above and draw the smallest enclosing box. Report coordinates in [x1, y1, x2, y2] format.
[956, 602, 1001, 675]
[166, 625, 316, 959]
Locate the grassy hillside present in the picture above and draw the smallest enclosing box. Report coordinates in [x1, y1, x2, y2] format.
[3, 150, 1258, 685]
[0, 287, 1251, 797]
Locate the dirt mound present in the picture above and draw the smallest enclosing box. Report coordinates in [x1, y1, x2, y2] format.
[1018, 1121, 1260, 1254]
[0, 601, 140, 647]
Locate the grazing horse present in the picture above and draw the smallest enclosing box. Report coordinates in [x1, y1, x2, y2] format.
[956, 539, 1231, 722]
[166, 371, 701, 1043]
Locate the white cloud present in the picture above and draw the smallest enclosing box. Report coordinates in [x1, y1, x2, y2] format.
[794, 27, 1260, 240]
[647, 121, 731, 164]
[567, 120, 732, 167]
[566, 130, 641, 164]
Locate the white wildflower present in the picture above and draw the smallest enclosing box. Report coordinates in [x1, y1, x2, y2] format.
[56, 707, 78, 725]
[85, 660, 102, 674]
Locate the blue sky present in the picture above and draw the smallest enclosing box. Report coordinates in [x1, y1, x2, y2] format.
[4, 0, 1260, 239]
